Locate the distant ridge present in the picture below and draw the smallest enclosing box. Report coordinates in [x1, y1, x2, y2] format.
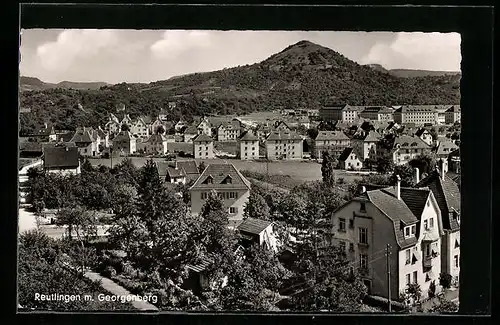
[20, 76, 110, 91]
[362, 64, 461, 78]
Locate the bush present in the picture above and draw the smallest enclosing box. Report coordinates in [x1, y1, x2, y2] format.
[428, 281, 436, 298]
[337, 177, 345, 184]
[439, 272, 452, 289]
[102, 266, 117, 278]
[112, 275, 147, 295]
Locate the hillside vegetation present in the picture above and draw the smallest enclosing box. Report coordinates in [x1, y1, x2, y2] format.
[19, 40, 460, 133]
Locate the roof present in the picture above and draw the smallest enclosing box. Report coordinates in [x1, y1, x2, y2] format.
[186, 256, 214, 273]
[20, 141, 44, 153]
[436, 140, 459, 156]
[239, 130, 259, 141]
[190, 163, 251, 191]
[338, 147, 354, 161]
[70, 130, 94, 143]
[364, 130, 382, 142]
[266, 130, 302, 141]
[113, 131, 135, 141]
[445, 105, 461, 113]
[166, 166, 186, 178]
[192, 133, 213, 142]
[32, 124, 55, 136]
[393, 135, 430, 150]
[414, 128, 430, 137]
[321, 104, 354, 111]
[394, 105, 438, 113]
[145, 134, 168, 143]
[42, 146, 79, 169]
[416, 170, 460, 231]
[184, 125, 198, 134]
[155, 161, 170, 178]
[176, 160, 199, 174]
[237, 217, 273, 235]
[218, 120, 241, 130]
[315, 131, 350, 141]
[399, 188, 431, 221]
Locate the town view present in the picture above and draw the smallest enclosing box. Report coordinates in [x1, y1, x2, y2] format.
[18, 30, 461, 313]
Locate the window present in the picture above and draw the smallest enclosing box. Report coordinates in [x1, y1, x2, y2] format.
[454, 255, 460, 268]
[359, 254, 368, 269]
[425, 244, 431, 257]
[413, 271, 418, 284]
[201, 192, 207, 200]
[411, 225, 416, 235]
[359, 227, 368, 245]
[455, 238, 460, 248]
[229, 207, 237, 214]
[405, 249, 411, 265]
[405, 227, 410, 237]
[205, 152, 208, 156]
[349, 219, 354, 228]
[349, 243, 354, 251]
[338, 218, 346, 232]
[429, 218, 434, 228]
[424, 219, 428, 230]
[406, 273, 411, 285]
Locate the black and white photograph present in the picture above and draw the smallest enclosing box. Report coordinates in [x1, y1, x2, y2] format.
[18, 27, 463, 313]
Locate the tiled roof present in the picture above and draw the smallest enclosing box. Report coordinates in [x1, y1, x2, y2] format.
[237, 217, 273, 235]
[184, 125, 198, 134]
[166, 166, 186, 178]
[266, 130, 302, 141]
[415, 170, 460, 231]
[20, 141, 43, 153]
[436, 140, 459, 156]
[155, 161, 171, 178]
[176, 160, 199, 175]
[193, 134, 213, 142]
[321, 104, 354, 111]
[43, 146, 79, 169]
[239, 130, 259, 141]
[364, 130, 382, 142]
[190, 163, 251, 190]
[445, 105, 461, 113]
[379, 107, 394, 114]
[71, 130, 94, 143]
[315, 131, 350, 141]
[145, 134, 168, 143]
[395, 105, 438, 113]
[186, 256, 214, 273]
[414, 128, 429, 137]
[113, 131, 135, 141]
[393, 135, 430, 150]
[338, 147, 354, 161]
[399, 188, 431, 220]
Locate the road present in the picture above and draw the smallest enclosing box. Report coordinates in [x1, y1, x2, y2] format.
[18, 206, 38, 234]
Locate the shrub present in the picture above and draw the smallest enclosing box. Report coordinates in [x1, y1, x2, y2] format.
[428, 281, 436, 298]
[102, 266, 117, 278]
[337, 177, 345, 184]
[439, 272, 452, 289]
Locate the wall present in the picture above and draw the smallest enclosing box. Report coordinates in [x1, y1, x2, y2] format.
[194, 141, 215, 159]
[190, 188, 249, 219]
[238, 140, 259, 160]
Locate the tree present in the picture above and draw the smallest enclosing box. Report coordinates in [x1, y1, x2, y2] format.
[198, 161, 206, 174]
[156, 125, 166, 135]
[428, 295, 459, 313]
[81, 158, 94, 173]
[321, 151, 336, 186]
[55, 206, 98, 242]
[429, 128, 438, 141]
[121, 123, 130, 132]
[409, 153, 437, 176]
[376, 154, 395, 174]
[243, 191, 271, 220]
[112, 158, 139, 187]
[391, 164, 416, 187]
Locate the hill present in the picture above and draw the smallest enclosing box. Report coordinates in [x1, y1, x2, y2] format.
[19, 40, 460, 134]
[387, 69, 461, 78]
[20, 76, 110, 92]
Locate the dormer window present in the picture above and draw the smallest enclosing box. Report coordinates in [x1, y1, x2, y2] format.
[221, 175, 232, 184]
[404, 225, 416, 238]
[203, 176, 213, 184]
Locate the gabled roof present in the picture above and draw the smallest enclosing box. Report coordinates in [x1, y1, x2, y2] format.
[113, 131, 135, 141]
[32, 124, 55, 136]
[414, 128, 430, 137]
[239, 130, 259, 141]
[399, 188, 432, 220]
[315, 131, 350, 141]
[155, 161, 170, 178]
[43, 146, 79, 169]
[364, 130, 382, 142]
[145, 134, 168, 143]
[184, 125, 198, 134]
[190, 163, 251, 190]
[436, 140, 459, 156]
[197, 118, 211, 127]
[395, 105, 438, 113]
[237, 218, 273, 235]
[338, 147, 355, 161]
[218, 120, 241, 130]
[58, 131, 75, 143]
[176, 160, 199, 175]
[193, 134, 213, 142]
[166, 166, 186, 178]
[445, 105, 461, 113]
[20, 141, 44, 153]
[393, 135, 430, 150]
[415, 170, 460, 231]
[70, 130, 94, 143]
[266, 130, 302, 141]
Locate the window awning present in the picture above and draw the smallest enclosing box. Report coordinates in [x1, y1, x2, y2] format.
[412, 250, 421, 263]
[421, 232, 440, 242]
[426, 270, 435, 282]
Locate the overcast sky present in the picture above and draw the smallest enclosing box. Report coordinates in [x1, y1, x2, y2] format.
[19, 29, 461, 84]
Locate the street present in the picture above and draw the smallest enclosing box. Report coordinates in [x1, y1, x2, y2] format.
[18, 206, 38, 234]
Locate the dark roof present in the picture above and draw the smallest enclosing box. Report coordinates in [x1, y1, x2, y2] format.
[190, 163, 251, 190]
[20, 141, 43, 153]
[156, 162, 171, 178]
[113, 131, 135, 141]
[43, 146, 79, 169]
[237, 218, 273, 235]
[184, 125, 198, 134]
[166, 166, 186, 178]
[315, 131, 350, 141]
[218, 120, 241, 130]
[395, 105, 437, 113]
[192, 134, 213, 142]
[239, 130, 259, 141]
[416, 170, 460, 231]
[176, 160, 199, 175]
[338, 147, 354, 161]
[145, 134, 169, 143]
[186, 256, 214, 273]
[32, 124, 55, 136]
[363, 130, 382, 142]
[399, 188, 431, 220]
[266, 130, 302, 141]
[414, 128, 429, 137]
[70, 131, 94, 143]
[393, 135, 430, 150]
[445, 105, 461, 113]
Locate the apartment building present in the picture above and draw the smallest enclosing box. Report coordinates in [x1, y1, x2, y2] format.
[265, 130, 303, 160]
[445, 106, 461, 124]
[312, 131, 351, 159]
[414, 129, 434, 146]
[330, 177, 443, 300]
[193, 134, 215, 159]
[384, 135, 432, 165]
[197, 118, 212, 137]
[394, 106, 437, 125]
[359, 106, 394, 122]
[350, 130, 381, 160]
[217, 120, 242, 142]
[319, 104, 360, 123]
[237, 130, 259, 160]
[189, 163, 251, 220]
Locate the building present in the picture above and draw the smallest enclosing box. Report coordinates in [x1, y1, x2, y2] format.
[393, 106, 437, 125]
[319, 104, 360, 123]
[312, 131, 351, 159]
[193, 134, 215, 159]
[237, 130, 259, 160]
[96, 127, 110, 149]
[142, 134, 170, 155]
[359, 106, 394, 122]
[197, 118, 212, 137]
[175, 119, 188, 134]
[351, 130, 381, 161]
[189, 163, 251, 220]
[156, 161, 187, 185]
[112, 131, 136, 155]
[105, 113, 121, 134]
[273, 121, 291, 131]
[176, 160, 200, 181]
[29, 123, 57, 142]
[183, 126, 199, 143]
[416, 168, 460, 286]
[338, 147, 363, 170]
[70, 130, 98, 157]
[130, 118, 150, 139]
[330, 178, 443, 300]
[388, 135, 432, 165]
[265, 130, 303, 160]
[217, 120, 242, 142]
[435, 140, 459, 173]
[42, 146, 81, 175]
[414, 128, 434, 146]
[448, 148, 460, 174]
[237, 218, 278, 252]
[435, 106, 449, 125]
[445, 106, 461, 124]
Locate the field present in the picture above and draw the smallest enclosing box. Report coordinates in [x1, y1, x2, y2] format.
[89, 157, 363, 184]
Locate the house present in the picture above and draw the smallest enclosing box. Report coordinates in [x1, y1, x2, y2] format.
[112, 131, 136, 155]
[386, 135, 432, 165]
[183, 125, 199, 143]
[96, 127, 110, 149]
[330, 177, 443, 300]
[150, 118, 167, 135]
[338, 147, 363, 170]
[256, 124, 273, 141]
[193, 134, 215, 159]
[414, 128, 434, 146]
[130, 118, 150, 139]
[29, 123, 57, 142]
[70, 130, 98, 157]
[265, 130, 303, 160]
[237, 217, 278, 252]
[197, 118, 212, 137]
[435, 140, 459, 173]
[445, 106, 461, 124]
[156, 162, 187, 185]
[19, 142, 45, 158]
[312, 131, 351, 159]
[448, 148, 460, 174]
[105, 113, 121, 134]
[142, 134, 170, 155]
[434, 106, 449, 125]
[42, 146, 81, 175]
[158, 107, 169, 122]
[175, 119, 188, 134]
[237, 130, 259, 160]
[176, 160, 200, 181]
[393, 106, 437, 125]
[189, 163, 251, 220]
[359, 106, 394, 122]
[351, 130, 381, 161]
[273, 120, 291, 131]
[297, 116, 311, 129]
[319, 104, 360, 123]
[217, 120, 241, 142]
[120, 114, 133, 126]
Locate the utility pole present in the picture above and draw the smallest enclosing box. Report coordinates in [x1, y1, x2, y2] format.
[386, 244, 392, 312]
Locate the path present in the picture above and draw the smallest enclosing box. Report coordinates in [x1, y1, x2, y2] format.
[84, 271, 159, 311]
[18, 206, 38, 234]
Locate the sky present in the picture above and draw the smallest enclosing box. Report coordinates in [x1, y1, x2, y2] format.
[19, 29, 461, 84]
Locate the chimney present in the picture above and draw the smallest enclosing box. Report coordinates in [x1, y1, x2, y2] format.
[396, 175, 401, 200]
[415, 168, 420, 184]
[361, 185, 367, 193]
